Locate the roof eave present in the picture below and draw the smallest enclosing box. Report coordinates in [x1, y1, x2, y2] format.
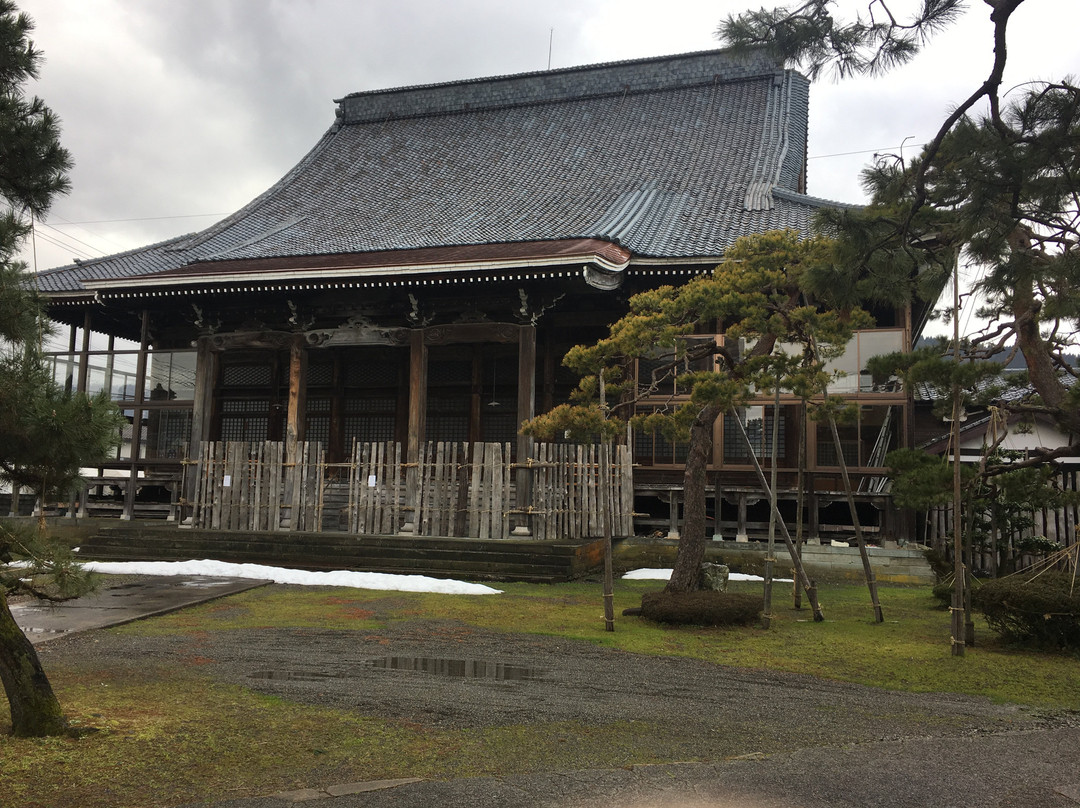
[80, 247, 633, 293]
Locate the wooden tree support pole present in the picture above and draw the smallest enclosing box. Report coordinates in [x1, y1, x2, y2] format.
[950, 255, 966, 656]
[601, 442, 615, 632]
[826, 415, 885, 623]
[730, 408, 824, 621]
[763, 375, 781, 629]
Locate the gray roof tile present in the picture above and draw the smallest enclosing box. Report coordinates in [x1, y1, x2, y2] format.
[40, 48, 845, 294]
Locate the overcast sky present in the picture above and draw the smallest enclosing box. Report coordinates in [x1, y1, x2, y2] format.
[15, 0, 1080, 293]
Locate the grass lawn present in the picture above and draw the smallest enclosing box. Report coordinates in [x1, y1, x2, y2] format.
[2, 577, 1077, 808]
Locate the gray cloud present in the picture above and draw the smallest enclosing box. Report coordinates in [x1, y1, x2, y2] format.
[14, 0, 1080, 271]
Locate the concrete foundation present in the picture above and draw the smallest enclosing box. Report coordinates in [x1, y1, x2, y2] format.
[613, 537, 934, 585]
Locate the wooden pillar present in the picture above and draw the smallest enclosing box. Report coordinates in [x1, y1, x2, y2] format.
[667, 492, 680, 540]
[64, 322, 77, 394]
[402, 328, 428, 533]
[513, 324, 536, 536]
[809, 492, 820, 543]
[76, 311, 91, 393]
[103, 335, 115, 406]
[70, 314, 93, 517]
[712, 483, 723, 540]
[285, 336, 308, 464]
[736, 492, 748, 541]
[283, 337, 308, 530]
[122, 310, 150, 520]
[183, 337, 219, 521]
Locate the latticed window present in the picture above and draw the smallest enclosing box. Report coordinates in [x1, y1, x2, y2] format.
[220, 398, 271, 442]
[222, 363, 272, 387]
[343, 414, 396, 444]
[723, 406, 785, 463]
[344, 360, 399, 387]
[221, 399, 271, 413]
[347, 396, 396, 413]
[633, 411, 689, 465]
[307, 362, 333, 386]
[427, 413, 470, 442]
[481, 407, 518, 444]
[429, 359, 472, 385]
[305, 397, 331, 446]
[220, 415, 269, 442]
[305, 416, 330, 445]
[815, 405, 896, 468]
[144, 409, 192, 459]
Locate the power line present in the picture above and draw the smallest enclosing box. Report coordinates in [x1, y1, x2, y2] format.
[48, 212, 228, 226]
[32, 229, 98, 261]
[34, 219, 112, 258]
[808, 141, 926, 161]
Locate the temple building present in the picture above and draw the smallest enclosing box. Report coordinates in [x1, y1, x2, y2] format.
[35, 48, 923, 543]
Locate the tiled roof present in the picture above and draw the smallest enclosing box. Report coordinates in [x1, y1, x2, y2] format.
[39, 48, 842, 295]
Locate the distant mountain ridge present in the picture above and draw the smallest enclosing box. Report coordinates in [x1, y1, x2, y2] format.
[913, 337, 1079, 370]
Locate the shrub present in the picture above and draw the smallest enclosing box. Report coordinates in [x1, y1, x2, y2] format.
[971, 572, 1080, 651]
[923, 548, 952, 583]
[931, 579, 954, 608]
[638, 590, 761, 627]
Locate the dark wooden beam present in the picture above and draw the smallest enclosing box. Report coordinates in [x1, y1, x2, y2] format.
[514, 324, 536, 534]
[76, 311, 91, 393]
[122, 310, 150, 521]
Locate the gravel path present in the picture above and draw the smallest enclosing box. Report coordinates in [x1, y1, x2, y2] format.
[42, 593, 1070, 768]
[31, 580, 1080, 807]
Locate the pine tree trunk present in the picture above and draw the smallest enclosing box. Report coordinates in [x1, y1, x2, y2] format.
[0, 592, 70, 737]
[1012, 270, 1080, 433]
[665, 403, 722, 593]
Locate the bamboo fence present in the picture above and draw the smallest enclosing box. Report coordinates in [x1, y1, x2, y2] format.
[186, 439, 633, 540]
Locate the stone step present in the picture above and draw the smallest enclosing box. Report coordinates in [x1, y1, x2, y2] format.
[79, 542, 574, 575]
[78, 526, 605, 583]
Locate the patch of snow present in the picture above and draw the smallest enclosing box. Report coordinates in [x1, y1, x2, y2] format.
[622, 568, 793, 583]
[79, 559, 502, 595]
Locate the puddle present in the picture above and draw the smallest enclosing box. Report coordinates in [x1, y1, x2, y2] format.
[179, 580, 233, 588]
[249, 657, 545, 683]
[365, 656, 544, 681]
[250, 670, 338, 682]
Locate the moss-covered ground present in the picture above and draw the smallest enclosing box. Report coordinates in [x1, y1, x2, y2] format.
[2, 577, 1077, 808]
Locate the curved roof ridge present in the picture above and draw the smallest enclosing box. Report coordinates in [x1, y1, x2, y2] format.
[337, 47, 785, 124]
[771, 186, 863, 210]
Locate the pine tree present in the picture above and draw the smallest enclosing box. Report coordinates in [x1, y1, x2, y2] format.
[721, 1, 1079, 655]
[525, 230, 869, 613]
[720, 0, 1080, 457]
[0, 0, 123, 738]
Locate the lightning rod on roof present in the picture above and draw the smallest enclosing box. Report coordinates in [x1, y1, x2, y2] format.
[548, 28, 553, 70]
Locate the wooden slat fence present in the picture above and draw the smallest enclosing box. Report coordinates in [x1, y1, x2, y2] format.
[189, 440, 324, 531]
[188, 439, 634, 539]
[923, 467, 1079, 573]
[529, 443, 634, 540]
